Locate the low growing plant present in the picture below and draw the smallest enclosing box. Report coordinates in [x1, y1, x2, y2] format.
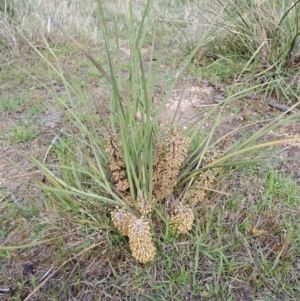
[197, 0, 300, 99]
[4, 0, 300, 267]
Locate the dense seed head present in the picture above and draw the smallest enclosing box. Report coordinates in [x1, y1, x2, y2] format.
[170, 204, 194, 234]
[138, 196, 153, 216]
[111, 207, 135, 236]
[104, 134, 129, 192]
[123, 195, 134, 207]
[127, 217, 156, 263]
[153, 128, 189, 200]
[189, 169, 218, 206]
[189, 136, 232, 206]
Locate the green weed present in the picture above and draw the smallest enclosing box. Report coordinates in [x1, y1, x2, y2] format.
[8, 122, 38, 143]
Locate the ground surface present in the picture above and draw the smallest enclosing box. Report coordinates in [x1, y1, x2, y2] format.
[1, 40, 300, 301]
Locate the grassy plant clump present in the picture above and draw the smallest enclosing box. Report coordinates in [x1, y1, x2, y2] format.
[194, 0, 300, 99]
[21, 0, 237, 264]
[219, 0, 300, 67]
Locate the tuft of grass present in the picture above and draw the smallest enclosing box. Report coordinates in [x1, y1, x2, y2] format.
[219, 0, 300, 67]
[0, 96, 17, 112]
[0, 0, 100, 54]
[192, 0, 300, 100]
[8, 121, 39, 143]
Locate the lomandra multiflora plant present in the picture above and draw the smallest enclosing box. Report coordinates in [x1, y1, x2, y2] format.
[22, 0, 300, 265]
[23, 0, 227, 264]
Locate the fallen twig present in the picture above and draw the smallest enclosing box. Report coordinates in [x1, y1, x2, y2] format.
[268, 99, 292, 113]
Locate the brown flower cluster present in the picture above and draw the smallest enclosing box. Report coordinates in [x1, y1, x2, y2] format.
[152, 128, 189, 200]
[189, 169, 218, 206]
[111, 207, 134, 236]
[128, 217, 156, 264]
[111, 208, 155, 264]
[137, 195, 153, 216]
[104, 135, 129, 192]
[203, 136, 232, 165]
[170, 204, 194, 234]
[188, 136, 232, 206]
[107, 130, 233, 263]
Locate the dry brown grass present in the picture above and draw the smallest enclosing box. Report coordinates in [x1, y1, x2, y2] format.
[1, 0, 219, 56]
[1, 0, 99, 54]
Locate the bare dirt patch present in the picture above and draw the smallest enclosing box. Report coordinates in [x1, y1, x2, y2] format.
[157, 79, 223, 126]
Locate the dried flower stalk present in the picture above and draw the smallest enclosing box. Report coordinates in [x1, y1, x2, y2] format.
[189, 136, 232, 206]
[153, 128, 189, 200]
[104, 134, 129, 192]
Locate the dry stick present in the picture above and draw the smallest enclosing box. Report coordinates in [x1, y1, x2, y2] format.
[23, 241, 105, 301]
[268, 99, 292, 113]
